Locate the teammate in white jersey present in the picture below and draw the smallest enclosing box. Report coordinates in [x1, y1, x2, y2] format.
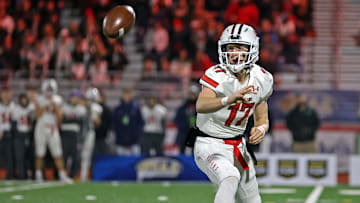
[0, 87, 15, 179]
[33, 79, 73, 184]
[80, 87, 102, 182]
[192, 24, 273, 203]
[12, 94, 35, 179]
[140, 96, 167, 156]
[61, 90, 86, 177]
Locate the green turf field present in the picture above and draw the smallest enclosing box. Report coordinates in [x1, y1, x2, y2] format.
[0, 181, 360, 203]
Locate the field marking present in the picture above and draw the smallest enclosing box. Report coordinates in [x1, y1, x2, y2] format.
[11, 195, 24, 200]
[0, 182, 66, 193]
[162, 181, 171, 187]
[339, 189, 360, 195]
[305, 185, 324, 203]
[287, 198, 305, 202]
[157, 196, 168, 201]
[260, 188, 296, 194]
[85, 195, 97, 200]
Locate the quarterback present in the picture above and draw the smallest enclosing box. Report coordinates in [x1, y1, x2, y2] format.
[193, 24, 273, 203]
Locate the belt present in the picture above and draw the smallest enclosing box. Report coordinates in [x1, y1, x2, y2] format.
[194, 127, 243, 140]
[194, 127, 257, 167]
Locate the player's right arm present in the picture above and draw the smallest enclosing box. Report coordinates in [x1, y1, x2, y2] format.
[196, 85, 256, 113]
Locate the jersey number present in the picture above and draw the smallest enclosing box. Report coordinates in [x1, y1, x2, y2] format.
[1, 113, 10, 124]
[225, 103, 254, 127]
[20, 116, 29, 126]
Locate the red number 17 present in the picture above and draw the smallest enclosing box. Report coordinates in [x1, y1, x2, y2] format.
[225, 103, 254, 127]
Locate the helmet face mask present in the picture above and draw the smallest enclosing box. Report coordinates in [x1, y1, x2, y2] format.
[218, 24, 259, 73]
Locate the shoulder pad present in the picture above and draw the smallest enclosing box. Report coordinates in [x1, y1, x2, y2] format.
[252, 64, 273, 101]
[199, 65, 228, 91]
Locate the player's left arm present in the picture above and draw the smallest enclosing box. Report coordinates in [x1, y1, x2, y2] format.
[249, 101, 269, 145]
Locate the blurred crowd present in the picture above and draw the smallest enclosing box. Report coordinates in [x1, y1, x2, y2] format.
[139, 0, 314, 79]
[0, 0, 128, 83]
[0, 0, 314, 85]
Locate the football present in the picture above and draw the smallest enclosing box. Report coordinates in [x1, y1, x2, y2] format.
[102, 5, 136, 39]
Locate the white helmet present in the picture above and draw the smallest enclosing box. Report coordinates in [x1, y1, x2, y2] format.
[41, 79, 58, 96]
[218, 24, 259, 73]
[85, 87, 100, 102]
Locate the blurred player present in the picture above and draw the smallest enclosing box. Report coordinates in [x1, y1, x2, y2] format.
[12, 93, 35, 179]
[140, 96, 167, 156]
[0, 87, 14, 179]
[80, 87, 102, 182]
[33, 79, 73, 183]
[191, 24, 273, 203]
[61, 90, 86, 178]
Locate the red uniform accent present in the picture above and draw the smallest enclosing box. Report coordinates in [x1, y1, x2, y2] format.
[201, 74, 219, 88]
[214, 66, 227, 73]
[223, 139, 249, 170]
[236, 103, 254, 126]
[225, 104, 240, 126]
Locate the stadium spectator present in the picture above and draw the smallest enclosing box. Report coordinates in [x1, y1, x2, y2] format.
[29, 40, 50, 80]
[107, 42, 128, 72]
[140, 96, 167, 156]
[0, 35, 20, 71]
[0, 5, 15, 36]
[146, 21, 169, 61]
[112, 88, 144, 155]
[225, 0, 259, 28]
[55, 28, 73, 77]
[191, 49, 213, 79]
[170, 48, 192, 92]
[286, 93, 320, 153]
[89, 56, 109, 85]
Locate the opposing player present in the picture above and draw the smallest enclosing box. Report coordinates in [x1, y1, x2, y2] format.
[33, 79, 73, 183]
[192, 24, 273, 203]
[80, 87, 102, 182]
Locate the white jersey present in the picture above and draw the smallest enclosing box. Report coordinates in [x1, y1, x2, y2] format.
[36, 94, 63, 126]
[141, 104, 167, 134]
[12, 103, 35, 133]
[90, 102, 102, 124]
[84, 102, 102, 134]
[0, 102, 14, 132]
[197, 64, 273, 138]
[61, 103, 86, 133]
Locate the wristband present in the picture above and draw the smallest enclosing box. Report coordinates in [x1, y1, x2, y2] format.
[221, 96, 229, 106]
[256, 125, 266, 135]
